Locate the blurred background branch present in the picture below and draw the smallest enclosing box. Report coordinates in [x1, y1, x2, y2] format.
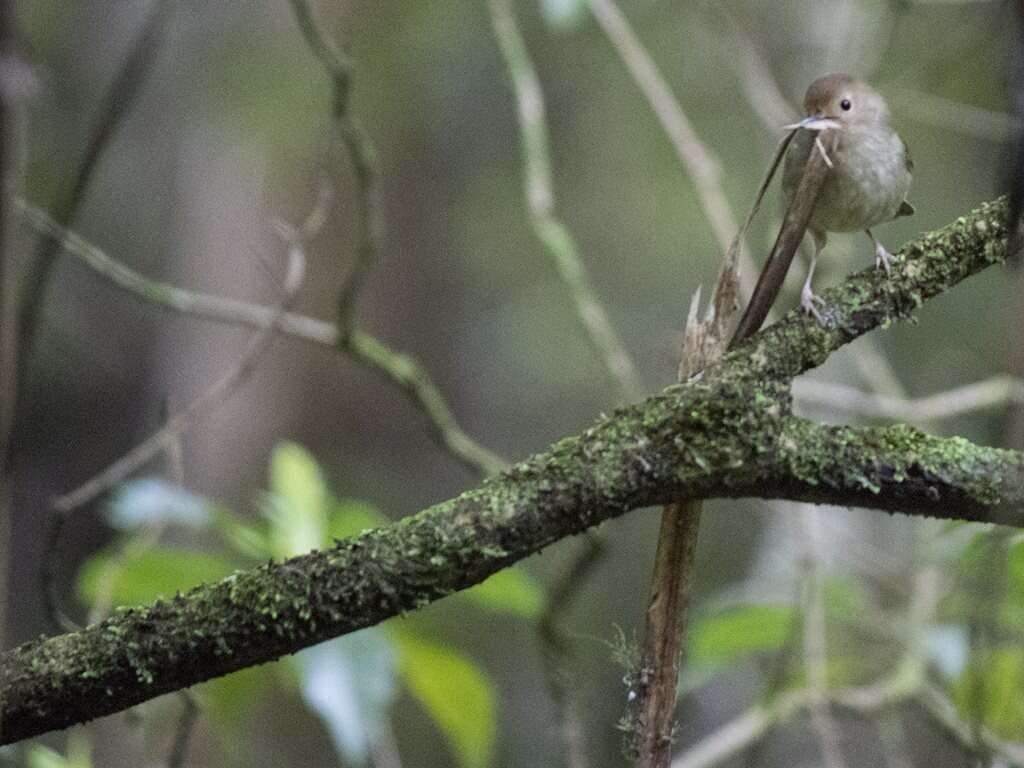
[490, 0, 644, 403]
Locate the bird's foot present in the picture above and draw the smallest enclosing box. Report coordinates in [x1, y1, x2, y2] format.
[874, 242, 894, 275]
[801, 283, 826, 322]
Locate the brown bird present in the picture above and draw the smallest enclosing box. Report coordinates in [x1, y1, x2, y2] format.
[782, 73, 914, 319]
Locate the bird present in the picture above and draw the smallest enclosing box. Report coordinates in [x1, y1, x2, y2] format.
[781, 73, 914, 320]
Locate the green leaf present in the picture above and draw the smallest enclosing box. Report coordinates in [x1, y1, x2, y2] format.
[392, 631, 496, 768]
[27, 733, 92, 768]
[328, 499, 386, 541]
[688, 604, 796, 670]
[952, 647, 1024, 739]
[77, 547, 237, 608]
[461, 568, 545, 618]
[265, 441, 328, 557]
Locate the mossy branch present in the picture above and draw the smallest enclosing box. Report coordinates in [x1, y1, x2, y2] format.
[2, 198, 1021, 745]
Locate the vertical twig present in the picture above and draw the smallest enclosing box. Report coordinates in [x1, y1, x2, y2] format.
[166, 691, 198, 768]
[0, 0, 20, 478]
[16, 0, 173, 402]
[588, 0, 760, 302]
[800, 512, 849, 768]
[489, 0, 644, 403]
[538, 534, 606, 768]
[286, 0, 379, 334]
[626, 296, 722, 767]
[627, 118, 833, 766]
[602, 4, 822, 761]
[0, 0, 26, 669]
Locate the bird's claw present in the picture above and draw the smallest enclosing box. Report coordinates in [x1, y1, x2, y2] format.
[801, 285, 826, 323]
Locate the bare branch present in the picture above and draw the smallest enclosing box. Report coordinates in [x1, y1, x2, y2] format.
[15, 200, 506, 477]
[0, 0, 27, 669]
[286, 0, 379, 332]
[672, 570, 943, 768]
[883, 83, 1018, 142]
[794, 376, 1024, 424]
[17, 0, 173, 398]
[589, 0, 760, 302]
[50, 243, 305, 515]
[489, 0, 644, 402]
[283, 3, 506, 477]
[0, 0, 27, 478]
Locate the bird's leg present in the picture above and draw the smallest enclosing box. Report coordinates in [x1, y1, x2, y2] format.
[800, 231, 827, 322]
[866, 228, 893, 274]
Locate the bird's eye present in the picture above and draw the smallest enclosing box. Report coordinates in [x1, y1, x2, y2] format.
[840, 98, 852, 111]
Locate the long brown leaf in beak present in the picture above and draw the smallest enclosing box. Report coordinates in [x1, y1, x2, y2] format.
[730, 129, 838, 345]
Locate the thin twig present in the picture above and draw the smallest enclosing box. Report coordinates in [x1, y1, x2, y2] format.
[51, 245, 304, 514]
[343, 332, 507, 475]
[489, 0, 644, 402]
[725, 15, 799, 131]
[538, 534, 606, 768]
[794, 376, 1024, 423]
[883, 83, 1018, 142]
[15, 200, 506, 477]
[286, 0, 379, 333]
[16, 0, 173, 401]
[672, 570, 946, 768]
[588, 0, 760, 303]
[167, 692, 198, 768]
[917, 682, 1024, 766]
[40, 237, 305, 631]
[0, 0, 23, 479]
[0, 0, 25, 661]
[800, 511, 849, 768]
[285, 2, 507, 479]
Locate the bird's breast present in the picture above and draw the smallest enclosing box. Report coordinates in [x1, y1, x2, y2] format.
[782, 126, 911, 234]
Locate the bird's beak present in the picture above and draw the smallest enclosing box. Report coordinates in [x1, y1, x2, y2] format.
[783, 114, 842, 132]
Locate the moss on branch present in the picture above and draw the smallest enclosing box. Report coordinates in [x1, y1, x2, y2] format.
[2, 198, 1020, 745]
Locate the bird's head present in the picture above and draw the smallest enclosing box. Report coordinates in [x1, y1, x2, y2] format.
[789, 73, 890, 132]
